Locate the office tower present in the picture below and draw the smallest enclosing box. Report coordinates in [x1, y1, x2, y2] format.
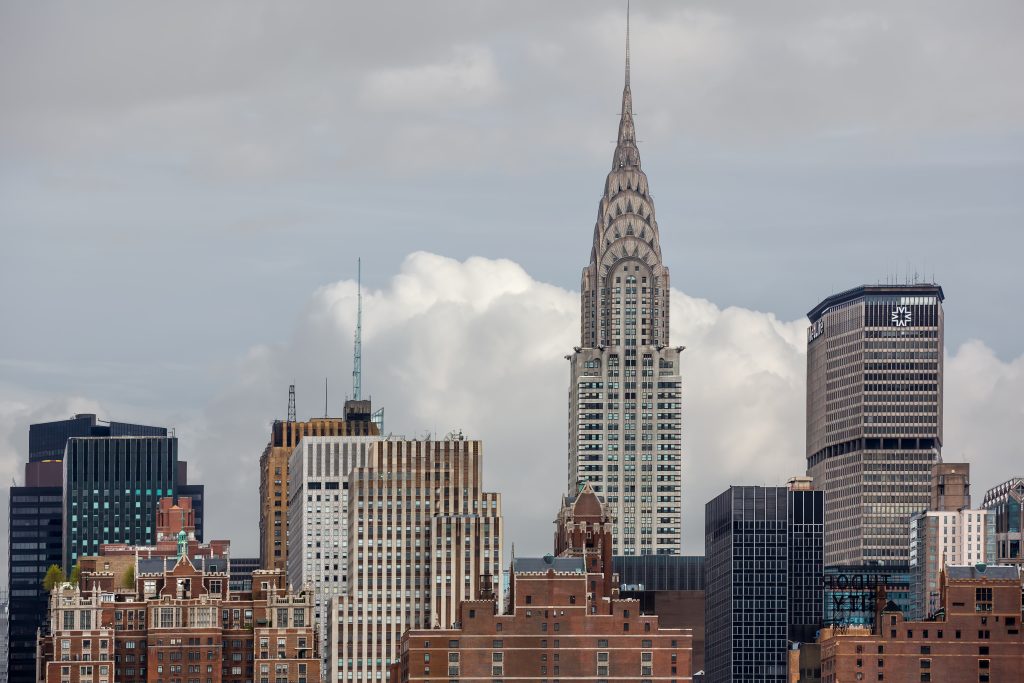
[931, 461, 970, 511]
[6, 461, 62, 683]
[259, 409, 381, 573]
[28, 413, 166, 462]
[286, 431, 379, 660]
[982, 478, 1024, 567]
[819, 565, 1024, 680]
[329, 438, 503, 682]
[705, 482, 825, 683]
[806, 283, 944, 566]
[62, 433, 203, 570]
[0, 588, 8, 683]
[6, 414, 168, 683]
[909, 507, 995, 619]
[566, 12, 683, 557]
[39, 561, 320, 683]
[230, 557, 261, 593]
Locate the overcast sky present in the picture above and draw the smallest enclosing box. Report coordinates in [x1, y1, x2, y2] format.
[2, 1, 1023, 576]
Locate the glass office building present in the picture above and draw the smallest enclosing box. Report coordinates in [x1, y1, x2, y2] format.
[705, 485, 824, 683]
[823, 564, 912, 628]
[62, 435, 181, 569]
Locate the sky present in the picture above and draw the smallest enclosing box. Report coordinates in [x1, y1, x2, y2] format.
[1, 1, 1023, 577]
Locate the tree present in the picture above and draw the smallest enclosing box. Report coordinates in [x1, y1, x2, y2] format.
[122, 564, 135, 589]
[69, 563, 81, 585]
[42, 564, 65, 592]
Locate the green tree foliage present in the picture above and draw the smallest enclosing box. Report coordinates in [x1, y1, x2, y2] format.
[122, 564, 136, 588]
[42, 564, 65, 592]
[69, 563, 81, 585]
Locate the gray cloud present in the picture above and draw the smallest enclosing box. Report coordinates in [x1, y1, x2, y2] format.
[5, 253, 1021, 576]
[2, 2, 1023, 571]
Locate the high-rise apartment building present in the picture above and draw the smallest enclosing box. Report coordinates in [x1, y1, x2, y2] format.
[705, 482, 824, 683]
[329, 438, 503, 682]
[6, 414, 170, 683]
[567, 19, 683, 557]
[259, 407, 380, 573]
[806, 283, 944, 565]
[62, 433, 202, 570]
[982, 478, 1024, 567]
[909, 507, 995, 619]
[286, 431, 379, 659]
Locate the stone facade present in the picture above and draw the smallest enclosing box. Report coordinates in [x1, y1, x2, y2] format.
[567, 24, 683, 557]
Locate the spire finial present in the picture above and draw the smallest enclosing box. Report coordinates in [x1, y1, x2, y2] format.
[352, 257, 363, 402]
[625, 0, 631, 88]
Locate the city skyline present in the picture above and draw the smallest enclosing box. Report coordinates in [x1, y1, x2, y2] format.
[3, 0, 1024, 577]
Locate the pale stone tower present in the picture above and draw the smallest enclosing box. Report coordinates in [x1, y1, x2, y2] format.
[567, 10, 684, 556]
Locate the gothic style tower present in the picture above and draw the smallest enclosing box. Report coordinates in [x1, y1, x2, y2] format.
[567, 10, 683, 556]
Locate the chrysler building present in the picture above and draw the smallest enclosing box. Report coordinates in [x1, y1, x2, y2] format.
[566, 14, 683, 556]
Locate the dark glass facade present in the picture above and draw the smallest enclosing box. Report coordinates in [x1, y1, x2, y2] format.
[705, 486, 825, 683]
[229, 557, 260, 592]
[788, 489, 825, 643]
[29, 413, 166, 462]
[823, 564, 911, 627]
[613, 554, 704, 591]
[8, 415, 176, 683]
[63, 435, 179, 569]
[179, 483, 205, 542]
[6, 483, 63, 683]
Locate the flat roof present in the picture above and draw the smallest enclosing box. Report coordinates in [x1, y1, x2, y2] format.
[808, 283, 944, 322]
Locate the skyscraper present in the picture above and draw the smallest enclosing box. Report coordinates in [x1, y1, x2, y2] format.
[286, 427, 380, 661]
[259, 413, 380, 573]
[62, 433, 200, 570]
[983, 477, 1024, 567]
[6, 414, 171, 683]
[704, 482, 824, 683]
[567, 14, 683, 557]
[329, 437, 503, 682]
[806, 283, 944, 565]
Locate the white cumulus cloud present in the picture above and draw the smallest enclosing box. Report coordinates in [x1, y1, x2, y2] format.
[2, 252, 1022, 567]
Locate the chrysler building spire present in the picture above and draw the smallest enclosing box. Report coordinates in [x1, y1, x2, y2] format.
[582, 3, 669, 350]
[566, 5, 683, 557]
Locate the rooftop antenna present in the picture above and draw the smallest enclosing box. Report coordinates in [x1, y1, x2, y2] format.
[287, 383, 296, 423]
[625, 0, 631, 88]
[324, 377, 328, 418]
[352, 257, 363, 402]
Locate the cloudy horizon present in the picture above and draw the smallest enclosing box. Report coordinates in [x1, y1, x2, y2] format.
[2, 0, 1023, 576]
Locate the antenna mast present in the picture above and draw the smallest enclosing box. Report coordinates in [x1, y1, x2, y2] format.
[287, 384, 296, 423]
[352, 257, 363, 401]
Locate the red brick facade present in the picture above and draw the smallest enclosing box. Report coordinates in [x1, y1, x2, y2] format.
[41, 559, 319, 683]
[819, 566, 1024, 682]
[391, 482, 693, 681]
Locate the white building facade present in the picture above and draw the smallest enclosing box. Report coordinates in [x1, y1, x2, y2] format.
[567, 35, 683, 556]
[329, 438, 503, 682]
[287, 433, 380, 661]
[909, 508, 996, 619]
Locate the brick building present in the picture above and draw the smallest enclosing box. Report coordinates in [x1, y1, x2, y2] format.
[391, 480, 692, 681]
[819, 564, 1024, 682]
[40, 558, 319, 683]
[38, 496, 320, 683]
